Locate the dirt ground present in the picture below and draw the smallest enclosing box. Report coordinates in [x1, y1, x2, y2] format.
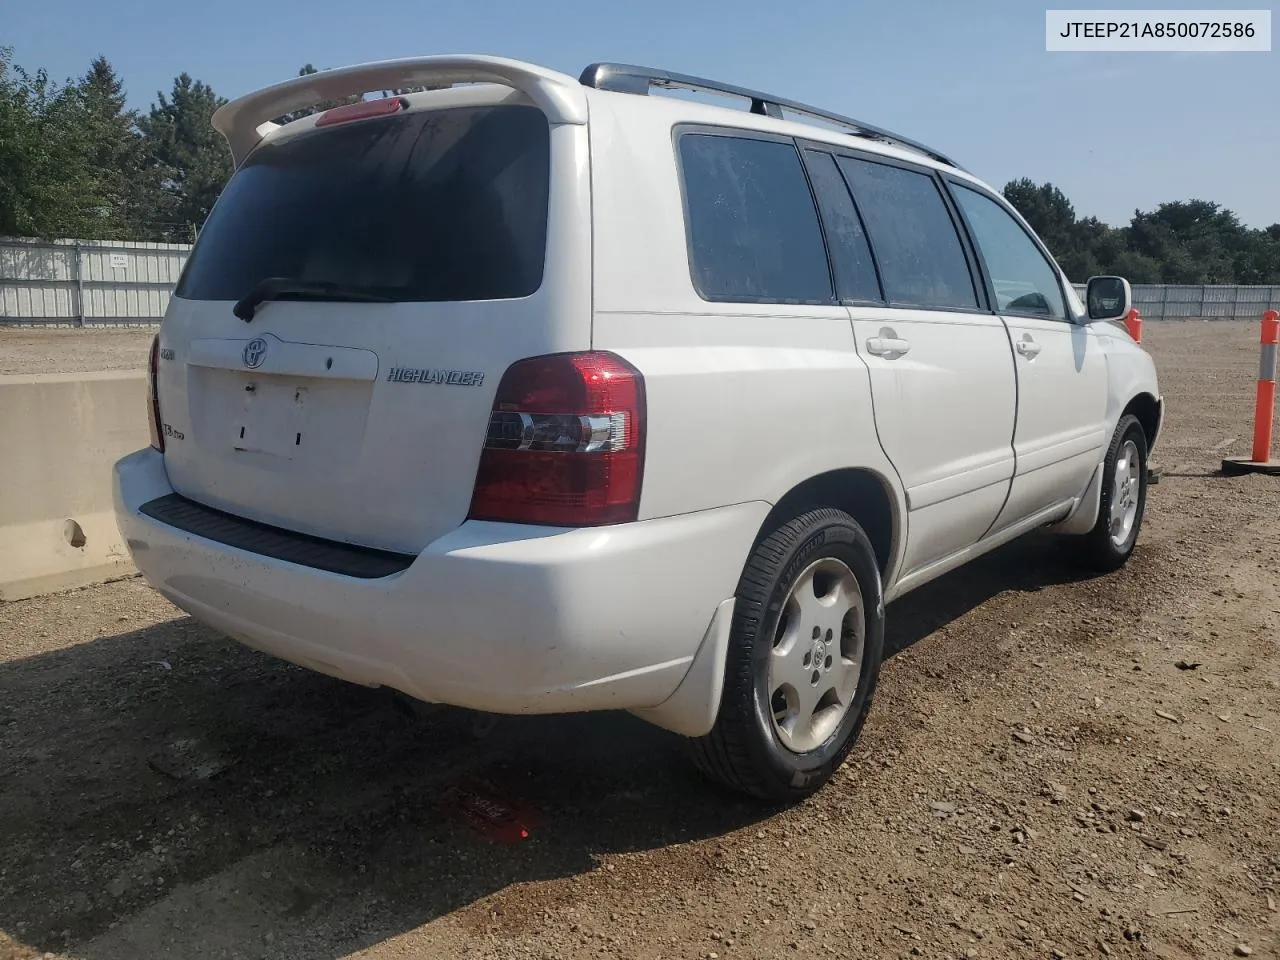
[1, 320, 1277, 960]
[0, 328, 155, 376]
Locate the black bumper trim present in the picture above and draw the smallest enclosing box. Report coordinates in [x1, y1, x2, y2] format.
[138, 493, 416, 579]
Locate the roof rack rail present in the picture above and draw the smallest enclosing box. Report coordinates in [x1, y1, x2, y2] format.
[578, 62, 961, 170]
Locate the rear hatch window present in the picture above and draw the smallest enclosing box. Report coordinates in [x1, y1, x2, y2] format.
[175, 104, 551, 304]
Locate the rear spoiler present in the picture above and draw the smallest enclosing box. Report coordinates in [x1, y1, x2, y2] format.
[211, 55, 589, 167]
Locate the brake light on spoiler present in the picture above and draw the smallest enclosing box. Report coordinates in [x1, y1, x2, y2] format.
[314, 96, 408, 127]
[468, 352, 646, 526]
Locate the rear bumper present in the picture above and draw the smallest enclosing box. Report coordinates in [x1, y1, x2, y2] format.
[113, 448, 764, 732]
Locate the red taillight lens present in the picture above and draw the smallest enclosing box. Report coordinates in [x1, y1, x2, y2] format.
[147, 334, 164, 452]
[468, 352, 646, 526]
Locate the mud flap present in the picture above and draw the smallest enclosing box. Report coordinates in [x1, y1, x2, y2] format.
[1053, 460, 1105, 536]
[629, 597, 735, 738]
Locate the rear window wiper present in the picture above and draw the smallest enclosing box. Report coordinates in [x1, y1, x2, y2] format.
[233, 277, 393, 321]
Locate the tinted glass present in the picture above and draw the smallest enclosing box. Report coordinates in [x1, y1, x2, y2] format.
[679, 134, 832, 303]
[803, 151, 882, 302]
[951, 184, 1066, 319]
[176, 105, 550, 303]
[836, 157, 978, 310]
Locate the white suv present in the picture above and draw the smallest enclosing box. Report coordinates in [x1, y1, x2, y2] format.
[113, 56, 1163, 802]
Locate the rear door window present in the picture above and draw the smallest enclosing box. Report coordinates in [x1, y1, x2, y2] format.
[678, 133, 833, 304]
[175, 104, 551, 303]
[803, 150, 882, 303]
[835, 156, 979, 311]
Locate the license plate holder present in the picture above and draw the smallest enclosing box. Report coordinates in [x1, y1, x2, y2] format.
[234, 381, 308, 459]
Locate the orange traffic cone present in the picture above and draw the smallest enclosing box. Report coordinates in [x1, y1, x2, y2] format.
[1123, 308, 1142, 343]
[1222, 309, 1280, 476]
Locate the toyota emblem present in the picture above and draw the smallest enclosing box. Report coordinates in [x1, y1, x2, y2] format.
[243, 337, 268, 369]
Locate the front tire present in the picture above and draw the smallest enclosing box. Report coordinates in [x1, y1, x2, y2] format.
[1076, 413, 1149, 571]
[688, 508, 885, 803]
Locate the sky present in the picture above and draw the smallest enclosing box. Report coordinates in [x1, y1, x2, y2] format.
[7, 0, 1279, 228]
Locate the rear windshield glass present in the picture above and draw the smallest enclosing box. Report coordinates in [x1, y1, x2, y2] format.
[175, 104, 550, 303]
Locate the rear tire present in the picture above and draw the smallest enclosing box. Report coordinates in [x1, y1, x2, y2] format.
[1074, 414, 1148, 572]
[688, 508, 885, 803]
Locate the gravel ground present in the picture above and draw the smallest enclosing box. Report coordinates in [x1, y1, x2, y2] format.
[1, 320, 1277, 960]
[0, 328, 155, 376]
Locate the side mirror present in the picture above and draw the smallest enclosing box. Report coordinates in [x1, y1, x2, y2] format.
[1085, 276, 1132, 322]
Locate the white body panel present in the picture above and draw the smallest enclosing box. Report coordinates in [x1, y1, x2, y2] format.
[116, 447, 764, 719]
[114, 56, 1163, 738]
[603, 311, 902, 526]
[992, 317, 1110, 533]
[846, 308, 1015, 577]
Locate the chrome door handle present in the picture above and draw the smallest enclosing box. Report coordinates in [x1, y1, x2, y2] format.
[1015, 336, 1042, 359]
[866, 335, 911, 358]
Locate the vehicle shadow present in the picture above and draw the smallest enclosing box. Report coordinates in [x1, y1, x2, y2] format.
[0, 532, 1101, 959]
[882, 531, 1098, 657]
[0, 615, 769, 959]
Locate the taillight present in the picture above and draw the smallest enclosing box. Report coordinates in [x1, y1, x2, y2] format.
[147, 334, 164, 452]
[468, 352, 646, 526]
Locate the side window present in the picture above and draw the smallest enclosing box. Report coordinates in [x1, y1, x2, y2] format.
[836, 157, 978, 311]
[678, 133, 832, 303]
[803, 150, 882, 302]
[950, 183, 1066, 320]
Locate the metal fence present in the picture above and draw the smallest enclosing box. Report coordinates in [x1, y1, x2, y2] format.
[2, 236, 1279, 326]
[0, 237, 191, 327]
[1070, 283, 1280, 320]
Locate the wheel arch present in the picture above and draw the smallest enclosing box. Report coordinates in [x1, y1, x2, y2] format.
[1056, 397, 1155, 537]
[1122, 391, 1162, 454]
[752, 468, 902, 582]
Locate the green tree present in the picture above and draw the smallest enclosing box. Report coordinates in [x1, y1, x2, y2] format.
[1002, 179, 1280, 284]
[1237, 227, 1280, 285]
[1071, 216, 1122, 278]
[0, 47, 119, 238]
[138, 73, 232, 241]
[0, 46, 40, 234]
[1128, 200, 1245, 283]
[1109, 248, 1163, 284]
[1003, 178, 1077, 251]
[75, 56, 157, 238]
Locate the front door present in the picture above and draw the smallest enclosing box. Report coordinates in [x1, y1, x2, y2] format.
[946, 181, 1109, 532]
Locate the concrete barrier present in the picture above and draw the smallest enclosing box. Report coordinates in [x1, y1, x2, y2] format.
[0, 371, 147, 600]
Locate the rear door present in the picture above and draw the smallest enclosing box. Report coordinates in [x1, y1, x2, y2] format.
[803, 148, 1018, 577]
[944, 179, 1109, 532]
[155, 96, 591, 554]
